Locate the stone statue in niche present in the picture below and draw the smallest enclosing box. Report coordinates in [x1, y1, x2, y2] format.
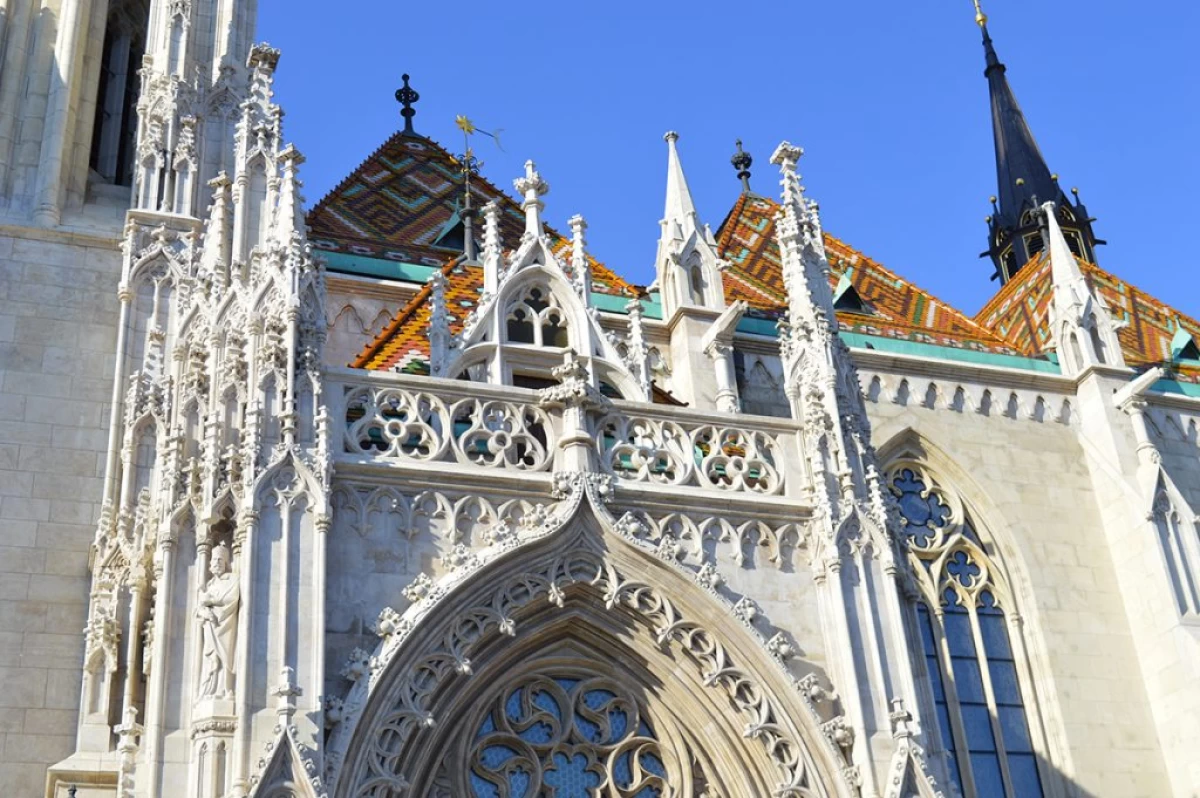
[196, 543, 240, 699]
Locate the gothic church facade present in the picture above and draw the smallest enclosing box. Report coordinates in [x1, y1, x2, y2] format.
[0, 2, 1197, 797]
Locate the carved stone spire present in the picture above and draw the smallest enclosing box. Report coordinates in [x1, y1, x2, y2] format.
[1043, 201, 1124, 375]
[276, 145, 306, 245]
[663, 131, 699, 234]
[654, 131, 726, 320]
[624, 298, 652, 398]
[771, 141, 835, 325]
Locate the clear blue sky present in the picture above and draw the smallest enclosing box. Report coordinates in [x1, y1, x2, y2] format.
[259, 0, 1199, 317]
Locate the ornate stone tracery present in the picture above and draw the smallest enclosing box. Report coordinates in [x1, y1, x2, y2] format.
[325, 479, 853, 798]
[461, 668, 673, 797]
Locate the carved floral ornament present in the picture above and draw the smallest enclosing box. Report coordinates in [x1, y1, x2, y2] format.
[324, 472, 856, 798]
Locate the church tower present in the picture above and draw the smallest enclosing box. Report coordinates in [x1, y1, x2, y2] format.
[975, 3, 1102, 283]
[0, 0, 258, 226]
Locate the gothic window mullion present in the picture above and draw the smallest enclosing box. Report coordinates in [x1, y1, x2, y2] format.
[925, 604, 974, 796]
[1000, 611, 1054, 794]
[966, 601, 1017, 798]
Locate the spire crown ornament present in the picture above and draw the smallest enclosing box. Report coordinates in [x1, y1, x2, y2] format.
[395, 74, 420, 135]
[732, 139, 753, 193]
[973, 0, 988, 27]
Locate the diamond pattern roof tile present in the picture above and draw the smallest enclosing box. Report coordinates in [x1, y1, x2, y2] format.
[715, 193, 1020, 353]
[975, 252, 1200, 380]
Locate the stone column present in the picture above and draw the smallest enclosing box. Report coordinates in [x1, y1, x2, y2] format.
[34, 0, 93, 224]
[705, 340, 739, 414]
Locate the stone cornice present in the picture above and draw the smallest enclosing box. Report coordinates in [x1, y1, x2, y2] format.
[849, 346, 1075, 394]
[0, 221, 122, 249]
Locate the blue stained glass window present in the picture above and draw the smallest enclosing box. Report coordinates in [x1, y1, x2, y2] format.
[895, 470, 1045, 798]
[1008, 753, 1043, 795]
[470, 674, 671, 797]
[971, 752, 1006, 796]
[961, 705, 996, 752]
[892, 468, 951, 546]
[544, 751, 603, 797]
[998, 706, 1034, 753]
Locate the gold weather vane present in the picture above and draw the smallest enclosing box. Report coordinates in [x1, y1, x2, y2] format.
[973, 0, 988, 27]
[455, 116, 505, 151]
[451, 116, 505, 261]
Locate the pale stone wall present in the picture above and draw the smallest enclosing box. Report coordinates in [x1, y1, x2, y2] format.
[1125, 398, 1200, 794]
[860, 361, 1174, 797]
[0, 225, 121, 796]
[323, 277, 414, 369]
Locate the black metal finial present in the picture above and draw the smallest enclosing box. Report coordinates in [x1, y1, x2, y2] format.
[731, 140, 753, 193]
[395, 74, 420, 135]
[67, 787, 77, 798]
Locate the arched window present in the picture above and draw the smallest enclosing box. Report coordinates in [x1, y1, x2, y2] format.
[1086, 316, 1106, 364]
[90, 0, 149, 186]
[688, 263, 706, 306]
[890, 466, 1045, 798]
[1153, 491, 1200, 616]
[505, 284, 570, 348]
[1024, 233, 1045, 258]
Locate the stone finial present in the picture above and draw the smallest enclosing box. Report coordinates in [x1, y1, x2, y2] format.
[395, 74, 420, 135]
[567, 214, 591, 299]
[247, 43, 281, 72]
[273, 666, 302, 720]
[624, 298, 651, 400]
[481, 201, 503, 294]
[770, 141, 806, 209]
[514, 161, 549, 240]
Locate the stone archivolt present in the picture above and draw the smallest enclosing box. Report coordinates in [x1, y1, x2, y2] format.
[325, 479, 855, 798]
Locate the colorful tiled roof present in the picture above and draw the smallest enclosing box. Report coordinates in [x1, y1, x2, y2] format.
[354, 189, 1024, 372]
[975, 253, 1200, 381]
[307, 132, 635, 297]
[715, 193, 1021, 354]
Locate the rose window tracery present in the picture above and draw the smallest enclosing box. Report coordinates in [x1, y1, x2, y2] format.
[467, 673, 671, 798]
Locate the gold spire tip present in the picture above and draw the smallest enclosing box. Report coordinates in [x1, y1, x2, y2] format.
[973, 0, 988, 27]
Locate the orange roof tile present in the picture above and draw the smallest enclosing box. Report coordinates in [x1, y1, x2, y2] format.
[976, 252, 1200, 378]
[715, 193, 1020, 353]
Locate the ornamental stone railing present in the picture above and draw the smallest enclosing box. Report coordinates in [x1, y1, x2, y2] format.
[326, 369, 804, 498]
[595, 411, 787, 495]
[337, 377, 554, 472]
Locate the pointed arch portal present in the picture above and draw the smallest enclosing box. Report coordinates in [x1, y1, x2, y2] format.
[328, 489, 849, 798]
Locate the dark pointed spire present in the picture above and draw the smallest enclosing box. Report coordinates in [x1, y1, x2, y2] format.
[395, 74, 420, 135]
[974, 4, 1101, 284]
[982, 22, 1056, 239]
[731, 140, 753, 193]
